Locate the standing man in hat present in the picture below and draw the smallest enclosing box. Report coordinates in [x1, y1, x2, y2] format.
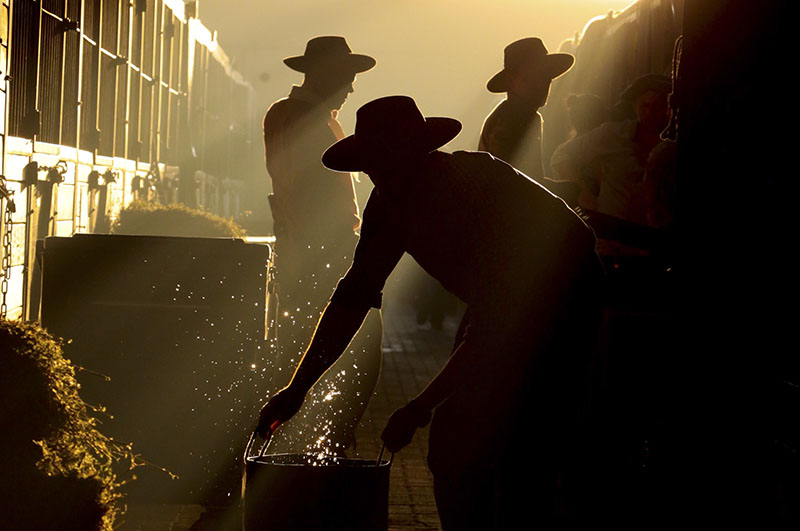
[262, 36, 382, 455]
[479, 37, 574, 182]
[258, 96, 605, 528]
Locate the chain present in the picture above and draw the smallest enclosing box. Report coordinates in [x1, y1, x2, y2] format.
[1, 174, 16, 320]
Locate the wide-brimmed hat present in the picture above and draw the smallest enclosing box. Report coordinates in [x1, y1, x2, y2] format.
[322, 96, 462, 172]
[284, 36, 376, 74]
[487, 37, 574, 93]
[619, 73, 672, 102]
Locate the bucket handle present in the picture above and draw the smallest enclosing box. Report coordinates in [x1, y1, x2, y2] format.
[244, 428, 273, 463]
[376, 443, 394, 467]
[244, 429, 393, 466]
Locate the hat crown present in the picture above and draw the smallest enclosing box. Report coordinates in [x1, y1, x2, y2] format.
[620, 73, 672, 101]
[504, 37, 549, 70]
[303, 36, 354, 60]
[284, 36, 375, 74]
[354, 96, 427, 150]
[322, 96, 462, 171]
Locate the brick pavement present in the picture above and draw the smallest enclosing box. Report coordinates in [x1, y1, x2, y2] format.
[350, 301, 457, 531]
[119, 301, 459, 530]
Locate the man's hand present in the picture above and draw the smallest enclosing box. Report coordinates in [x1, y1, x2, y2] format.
[380, 401, 432, 453]
[257, 386, 306, 438]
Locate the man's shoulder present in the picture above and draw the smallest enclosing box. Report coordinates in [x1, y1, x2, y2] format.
[483, 99, 511, 124]
[264, 95, 314, 126]
[264, 97, 289, 128]
[450, 149, 496, 163]
[480, 99, 540, 144]
[447, 150, 519, 177]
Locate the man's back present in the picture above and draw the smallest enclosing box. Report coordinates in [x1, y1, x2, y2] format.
[263, 89, 359, 244]
[479, 100, 545, 182]
[346, 150, 595, 308]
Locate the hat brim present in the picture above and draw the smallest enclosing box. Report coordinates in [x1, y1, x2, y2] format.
[486, 53, 575, 93]
[284, 53, 377, 74]
[322, 117, 462, 172]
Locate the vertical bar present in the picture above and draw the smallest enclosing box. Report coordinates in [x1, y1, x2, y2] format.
[33, 0, 43, 145]
[120, 0, 132, 159]
[111, 0, 121, 156]
[2, 0, 11, 168]
[81, 0, 101, 152]
[60, 0, 81, 147]
[200, 45, 208, 172]
[8, 0, 38, 138]
[155, 1, 165, 163]
[145, 0, 159, 162]
[97, 0, 118, 156]
[74, 0, 87, 230]
[58, 0, 66, 144]
[39, 5, 65, 144]
[128, 3, 141, 160]
[19, 0, 46, 315]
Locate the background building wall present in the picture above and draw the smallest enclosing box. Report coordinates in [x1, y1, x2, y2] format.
[0, 0, 254, 320]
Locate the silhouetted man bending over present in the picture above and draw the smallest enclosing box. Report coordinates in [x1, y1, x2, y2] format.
[262, 36, 382, 455]
[259, 96, 604, 528]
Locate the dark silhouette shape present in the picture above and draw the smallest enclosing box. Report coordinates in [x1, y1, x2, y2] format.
[565, 93, 608, 137]
[479, 37, 574, 183]
[550, 73, 672, 232]
[546, 93, 609, 206]
[637, 139, 678, 229]
[259, 96, 605, 528]
[262, 35, 382, 455]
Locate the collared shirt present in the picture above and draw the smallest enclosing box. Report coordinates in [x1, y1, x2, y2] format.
[330, 150, 596, 320]
[479, 98, 545, 182]
[550, 119, 645, 220]
[263, 85, 360, 245]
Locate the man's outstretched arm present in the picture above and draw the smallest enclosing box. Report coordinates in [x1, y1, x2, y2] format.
[257, 300, 370, 436]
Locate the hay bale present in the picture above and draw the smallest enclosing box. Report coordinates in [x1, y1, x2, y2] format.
[0, 320, 137, 531]
[111, 201, 245, 238]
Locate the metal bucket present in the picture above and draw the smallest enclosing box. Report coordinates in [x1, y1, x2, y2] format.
[242, 432, 391, 531]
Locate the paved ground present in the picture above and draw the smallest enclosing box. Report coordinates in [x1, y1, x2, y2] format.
[119, 301, 459, 530]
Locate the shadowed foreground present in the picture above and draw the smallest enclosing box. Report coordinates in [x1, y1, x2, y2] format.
[120, 301, 453, 531]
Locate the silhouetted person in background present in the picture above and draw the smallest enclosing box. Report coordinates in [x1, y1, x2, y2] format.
[547, 93, 609, 206]
[479, 37, 574, 183]
[258, 96, 605, 529]
[564, 93, 608, 138]
[262, 36, 382, 455]
[550, 74, 671, 226]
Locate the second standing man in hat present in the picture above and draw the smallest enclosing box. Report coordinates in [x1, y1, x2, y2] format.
[479, 37, 574, 183]
[262, 36, 382, 455]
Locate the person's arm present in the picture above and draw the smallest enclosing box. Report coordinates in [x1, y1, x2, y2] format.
[256, 300, 369, 437]
[551, 135, 600, 210]
[411, 339, 477, 412]
[381, 321, 485, 452]
[285, 301, 370, 394]
[258, 189, 403, 436]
